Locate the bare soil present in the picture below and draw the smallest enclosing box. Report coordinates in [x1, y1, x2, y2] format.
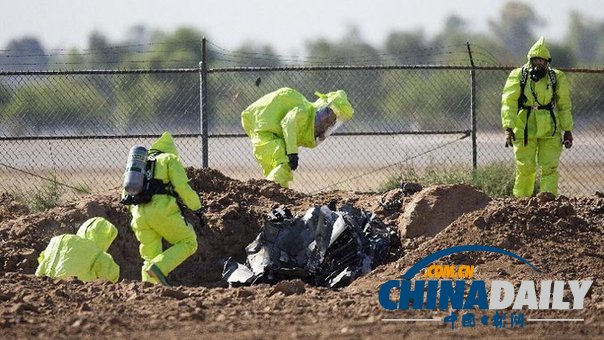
[1, 169, 602, 338]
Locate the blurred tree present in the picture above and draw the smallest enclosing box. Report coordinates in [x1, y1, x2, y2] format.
[4, 78, 108, 132]
[305, 26, 382, 124]
[433, 15, 468, 48]
[547, 43, 575, 68]
[87, 31, 121, 69]
[148, 27, 203, 68]
[377, 68, 469, 130]
[125, 27, 207, 130]
[432, 15, 490, 65]
[306, 25, 381, 64]
[468, 36, 508, 66]
[2, 37, 48, 71]
[125, 25, 153, 53]
[384, 30, 428, 64]
[488, 1, 541, 61]
[565, 11, 603, 66]
[231, 42, 282, 67]
[0, 81, 13, 111]
[598, 38, 604, 66]
[65, 48, 85, 69]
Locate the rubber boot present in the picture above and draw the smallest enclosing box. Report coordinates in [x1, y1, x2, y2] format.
[146, 264, 170, 287]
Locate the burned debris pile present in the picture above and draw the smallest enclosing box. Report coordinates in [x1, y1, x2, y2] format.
[223, 204, 400, 288]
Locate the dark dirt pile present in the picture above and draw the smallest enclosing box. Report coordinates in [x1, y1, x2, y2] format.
[1, 169, 603, 338]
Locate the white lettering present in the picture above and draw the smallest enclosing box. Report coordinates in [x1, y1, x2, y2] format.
[489, 280, 515, 309]
[512, 280, 538, 309]
[551, 281, 570, 309]
[568, 280, 593, 309]
[539, 280, 552, 309]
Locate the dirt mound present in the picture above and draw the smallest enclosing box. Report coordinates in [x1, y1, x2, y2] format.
[187, 167, 307, 205]
[352, 192, 604, 304]
[398, 184, 491, 238]
[0, 193, 29, 223]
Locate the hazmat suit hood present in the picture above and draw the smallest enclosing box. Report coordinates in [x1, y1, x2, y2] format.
[75, 217, 118, 252]
[527, 36, 551, 63]
[312, 90, 354, 121]
[312, 90, 354, 144]
[149, 131, 179, 156]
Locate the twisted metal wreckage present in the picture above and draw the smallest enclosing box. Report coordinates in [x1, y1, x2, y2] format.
[223, 204, 400, 288]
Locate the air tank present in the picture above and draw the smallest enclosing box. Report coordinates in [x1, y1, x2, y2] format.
[123, 145, 148, 195]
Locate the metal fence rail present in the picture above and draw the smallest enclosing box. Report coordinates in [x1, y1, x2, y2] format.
[1, 42, 603, 201]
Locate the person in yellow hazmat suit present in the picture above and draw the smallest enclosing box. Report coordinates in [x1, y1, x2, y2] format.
[35, 217, 120, 283]
[122, 132, 203, 286]
[241, 87, 354, 188]
[501, 37, 573, 197]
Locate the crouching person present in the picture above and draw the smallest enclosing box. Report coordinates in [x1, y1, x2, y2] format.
[35, 217, 120, 283]
[122, 132, 202, 286]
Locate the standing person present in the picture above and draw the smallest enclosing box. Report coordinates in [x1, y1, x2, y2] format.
[501, 37, 573, 197]
[241, 87, 354, 188]
[122, 132, 203, 286]
[35, 217, 120, 283]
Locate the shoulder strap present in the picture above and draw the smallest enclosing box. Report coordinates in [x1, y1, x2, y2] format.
[520, 66, 529, 89]
[145, 152, 162, 180]
[147, 151, 161, 161]
[517, 67, 529, 111]
[547, 68, 557, 107]
[548, 68, 557, 92]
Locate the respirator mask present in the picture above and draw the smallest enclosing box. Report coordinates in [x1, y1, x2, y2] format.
[529, 66, 547, 81]
[529, 57, 548, 81]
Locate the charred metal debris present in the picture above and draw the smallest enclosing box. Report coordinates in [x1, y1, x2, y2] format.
[223, 204, 401, 288]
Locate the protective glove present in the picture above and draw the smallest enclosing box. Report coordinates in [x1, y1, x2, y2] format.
[563, 131, 573, 149]
[195, 208, 206, 229]
[288, 153, 299, 171]
[505, 128, 516, 148]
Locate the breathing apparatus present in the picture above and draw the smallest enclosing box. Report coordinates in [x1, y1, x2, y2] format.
[529, 65, 548, 81]
[123, 145, 148, 196]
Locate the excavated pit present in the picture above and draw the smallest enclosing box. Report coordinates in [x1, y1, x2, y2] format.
[1, 169, 603, 337]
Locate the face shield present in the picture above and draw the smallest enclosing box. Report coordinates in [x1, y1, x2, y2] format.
[314, 105, 344, 144]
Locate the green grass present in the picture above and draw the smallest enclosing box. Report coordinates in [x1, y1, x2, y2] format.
[9, 173, 95, 213]
[30, 175, 64, 212]
[73, 182, 92, 194]
[379, 162, 517, 197]
[13, 173, 65, 212]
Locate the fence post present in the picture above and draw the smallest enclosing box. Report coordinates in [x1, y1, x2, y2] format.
[200, 38, 209, 168]
[466, 42, 477, 171]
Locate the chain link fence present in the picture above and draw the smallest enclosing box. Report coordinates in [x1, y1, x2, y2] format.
[1, 43, 603, 204]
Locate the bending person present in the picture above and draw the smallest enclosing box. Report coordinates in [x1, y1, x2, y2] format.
[241, 87, 354, 188]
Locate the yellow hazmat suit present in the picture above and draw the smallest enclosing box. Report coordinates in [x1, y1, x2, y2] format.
[501, 37, 573, 197]
[241, 87, 354, 188]
[129, 132, 202, 284]
[35, 217, 120, 283]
